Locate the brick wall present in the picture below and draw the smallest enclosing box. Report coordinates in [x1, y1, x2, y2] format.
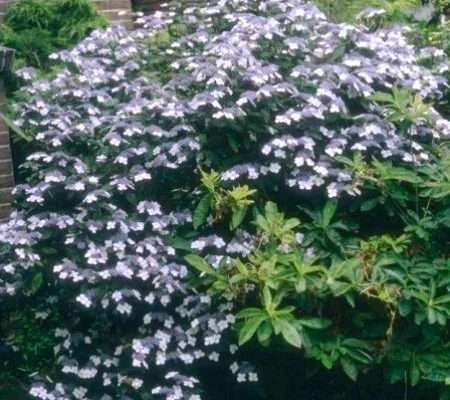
[94, 0, 133, 28]
[0, 79, 14, 220]
[0, 0, 133, 25]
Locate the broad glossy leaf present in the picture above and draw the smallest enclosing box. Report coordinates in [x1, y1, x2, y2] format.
[238, 315, 267, 346]
[257, 320, 273, 343]
[193, 193, 213, 230]
[278, 319, 302, 348]
[341, 357, 358, 381]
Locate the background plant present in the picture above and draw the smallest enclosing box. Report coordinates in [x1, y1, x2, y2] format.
[0, 0, 107, 91]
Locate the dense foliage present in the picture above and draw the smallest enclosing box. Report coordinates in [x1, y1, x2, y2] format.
[1, 0, 450, 399]
[313, 0, 448, 23]
[0, 0, 107, 89]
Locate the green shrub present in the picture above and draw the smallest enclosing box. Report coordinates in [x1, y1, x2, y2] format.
[0, 0, 108, 72]
[312, 0, 421, 22]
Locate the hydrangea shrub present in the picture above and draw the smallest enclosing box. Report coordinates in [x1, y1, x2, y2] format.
[1, 0, 450, 399]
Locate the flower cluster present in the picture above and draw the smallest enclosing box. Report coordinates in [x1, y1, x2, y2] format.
[2, 0, 450, 399]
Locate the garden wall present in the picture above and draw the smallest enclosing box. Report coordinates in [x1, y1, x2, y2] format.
[0, 79, 13, 220]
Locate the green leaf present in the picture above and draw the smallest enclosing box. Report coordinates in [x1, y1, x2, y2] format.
[238, 315, 267, 346]
[235, 259, 249, 276]
[275, 307, 296, 318]
[298, 318, 332, 330]
[212, 280, 228, 291]
[184, 254, 215, 275]
[236, 308, 266, 319]
[281, 218, 300, 233]
[29, 272, 43, 295]
[167, 237, 192, 251]
[42, 247, 57, 255]
[264, 201, 279, 222]
[125, 193, 138, 206]
[410, 356, 421, 386]
[230, 205, 248, 230]
[323, 199, 338, 226]
[278, 319, 302, 348]
[321, 353, 333, 369]
[346, 348, 373, 364]
[398, 299, 412, 317]
[257, 320, 273, 343]
[369, 92, 394, 104]
[229, 274, 246, 285]
[256, 215, 270, 233]
[360, 197, 382, 212]
[330, 281, 353, 296]
[434, 294, 450, 306]
[193, 193, 213, 230]
[262, 285, 272, 309]
[295, 277, 306, 293]
[341, 357, 358, 381]
[389, 168, 423, 184]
